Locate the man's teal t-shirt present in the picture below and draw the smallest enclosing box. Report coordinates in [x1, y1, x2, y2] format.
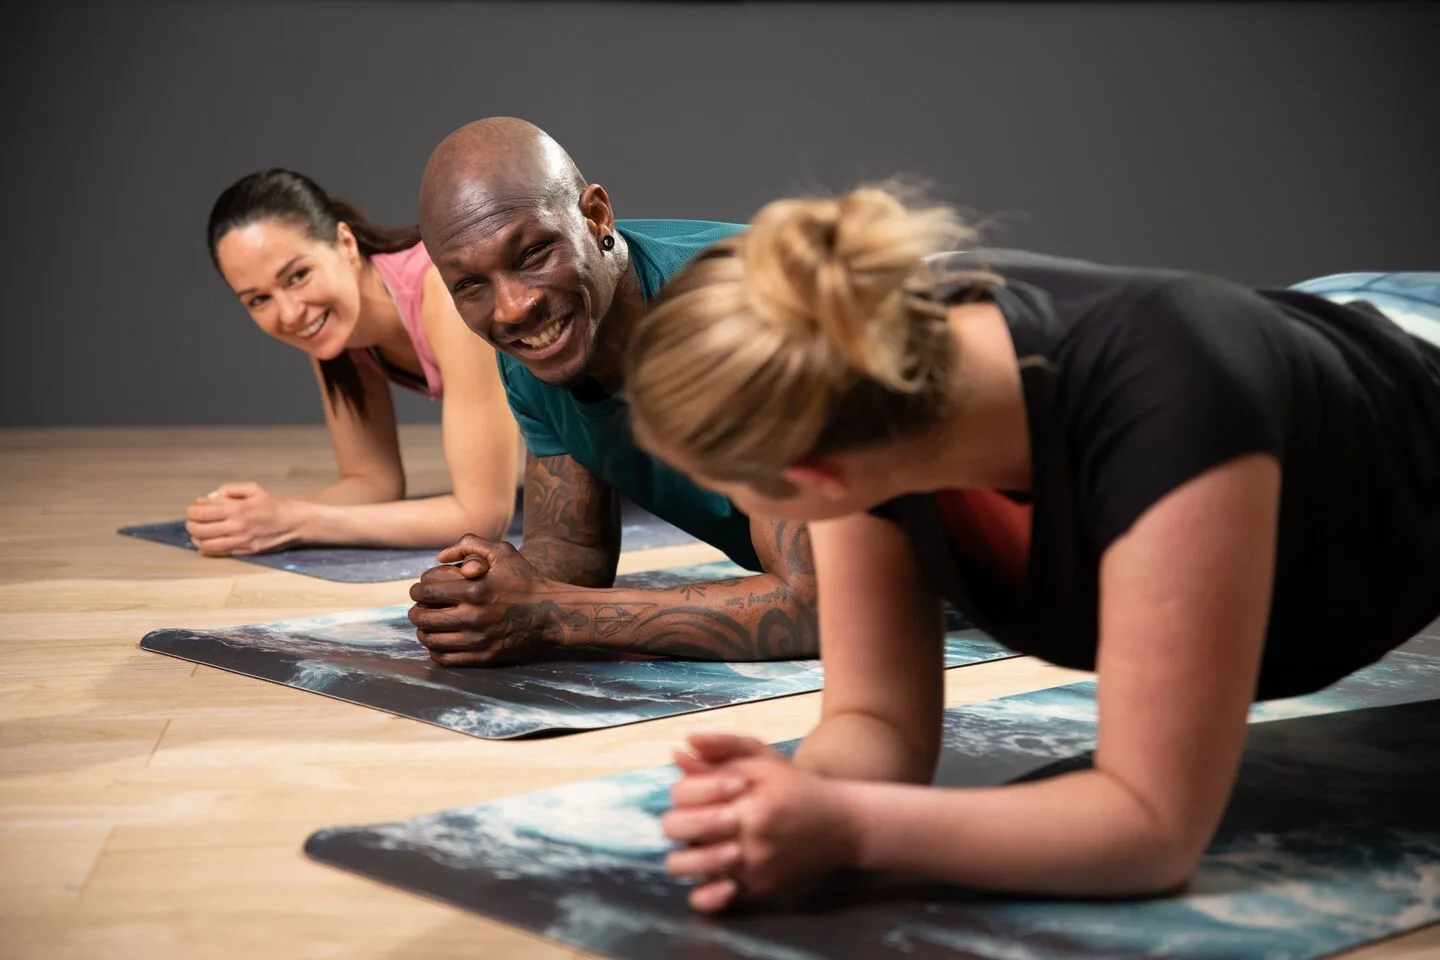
[496, 219, 760, 570]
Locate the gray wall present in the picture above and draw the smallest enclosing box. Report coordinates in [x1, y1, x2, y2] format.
[3, 0, 1436, 427]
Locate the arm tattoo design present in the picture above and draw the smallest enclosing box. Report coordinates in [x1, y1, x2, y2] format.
[519, 452, 620, 587]
[495, 601, 590, 650]
[532, 518, 822, 661]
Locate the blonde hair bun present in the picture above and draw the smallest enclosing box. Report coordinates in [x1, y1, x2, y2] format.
[624, 182, 996, 488]
[740, 184, 969, 392]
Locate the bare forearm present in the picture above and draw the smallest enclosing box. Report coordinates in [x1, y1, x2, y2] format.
[793, 713, 937, 784]
[842, 769, 1194, 897]
[296, 474, 404, 506]
[537, 575, 818, 661]
[298, 493, 513, 549]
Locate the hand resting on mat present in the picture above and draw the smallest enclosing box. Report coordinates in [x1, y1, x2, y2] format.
[661, 733, 861, 914]
[407, 541, 572, 666]
[185, 482, 305, 556]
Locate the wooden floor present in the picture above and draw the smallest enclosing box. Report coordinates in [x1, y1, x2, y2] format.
[0, 426, 1434, 960]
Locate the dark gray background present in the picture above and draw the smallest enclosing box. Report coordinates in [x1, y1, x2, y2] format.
[3, 0, 1436, 427]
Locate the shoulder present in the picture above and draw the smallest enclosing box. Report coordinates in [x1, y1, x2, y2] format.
[416, 255, 445, 300]
[616, 219, 746, 243]
[414, 258, 472, 356]
[618, 219, 747, 296]
[372, 242, 434, 283]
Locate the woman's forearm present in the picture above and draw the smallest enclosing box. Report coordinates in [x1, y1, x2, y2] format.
[838, 768, 1198, 897]
[296, 474, 405, 507]
[295, 492, 514, 549]
[793, 712, 937, 784]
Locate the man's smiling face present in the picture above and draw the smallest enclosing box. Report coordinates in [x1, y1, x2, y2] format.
[430, 194, 616, 388]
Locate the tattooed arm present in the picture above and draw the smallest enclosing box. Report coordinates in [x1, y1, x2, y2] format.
[549, 515, 819, 660]
[516, 452, 621, 587]
[409, 512, 820, 665]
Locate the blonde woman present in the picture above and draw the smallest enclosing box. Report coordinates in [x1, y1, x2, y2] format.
[622, 186, 1440, 912]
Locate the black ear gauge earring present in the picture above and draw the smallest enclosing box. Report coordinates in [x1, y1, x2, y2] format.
[601, 234, 615, 251]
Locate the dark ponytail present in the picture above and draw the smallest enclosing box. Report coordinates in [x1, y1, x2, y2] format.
[206, 168, 422, 418]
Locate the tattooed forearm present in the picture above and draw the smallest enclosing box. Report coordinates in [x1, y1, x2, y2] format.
[514, 517, 821, 661]
[527, 578, 817, 660]
[500, 470, 822, 659]
[493, 601, 590, 651]
[519, 452, 620, 587]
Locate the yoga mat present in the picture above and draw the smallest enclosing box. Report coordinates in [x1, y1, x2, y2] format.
[305, 631, 1440, 960]
[140, 559, 1006, 739]
[1291, 271, 1440, 345]
[118, 495, 700, 583]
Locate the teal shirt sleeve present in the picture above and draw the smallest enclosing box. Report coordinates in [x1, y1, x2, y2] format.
[496, 353, 567, 458]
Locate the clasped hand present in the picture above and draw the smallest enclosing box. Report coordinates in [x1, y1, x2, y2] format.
[408, 534, 569, 666]
[660, 733, 863, 914]
[184, 482, 300, 556]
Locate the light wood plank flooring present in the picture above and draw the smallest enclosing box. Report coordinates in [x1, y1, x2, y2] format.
[0, 426, 1433, 959]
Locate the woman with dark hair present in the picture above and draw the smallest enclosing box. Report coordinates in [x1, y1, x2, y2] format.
[186, 168, 519, 556]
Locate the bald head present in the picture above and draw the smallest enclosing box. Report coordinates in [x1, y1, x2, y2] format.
[419, 117, 587, 250]
[415, 117, 632, 389]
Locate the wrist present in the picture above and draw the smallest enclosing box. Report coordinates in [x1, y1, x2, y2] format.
[794, 713, 934, 785]
[791, 736, 829, 778]
[831, 779, 876, 872]
[287, 498, 325, 545]
[528, 579, 582, 648]
[791, 720, 862, 780]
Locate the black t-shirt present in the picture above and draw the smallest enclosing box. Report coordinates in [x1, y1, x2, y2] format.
[873, 250, 1440, 700]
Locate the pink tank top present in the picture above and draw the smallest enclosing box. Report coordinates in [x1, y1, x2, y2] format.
[349, 244, 444, 400]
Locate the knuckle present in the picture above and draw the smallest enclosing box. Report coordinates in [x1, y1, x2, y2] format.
[422, 565, 460, 584]
[749, 804, 782, 837]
